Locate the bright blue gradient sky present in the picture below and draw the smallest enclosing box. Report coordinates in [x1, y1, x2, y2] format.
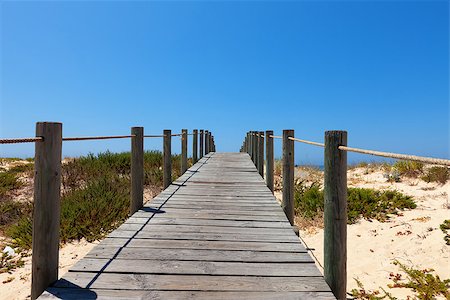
[1, 1, 448, 164]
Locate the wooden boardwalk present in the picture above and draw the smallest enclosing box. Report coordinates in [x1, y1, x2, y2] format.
[41, 153, 334, 299]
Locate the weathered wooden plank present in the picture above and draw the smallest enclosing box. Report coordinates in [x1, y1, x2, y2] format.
[108, 231, 300, 242]
[84, 246, 312, 262]
[71, 258, 321, 276]
[145, 217, 292, 228]
[98, 238, 307, 252]
[118, 223, 295, 234]
[54, 273, 332, 292]
[42, 289, 335, 300]
[126, 214, 286, 223]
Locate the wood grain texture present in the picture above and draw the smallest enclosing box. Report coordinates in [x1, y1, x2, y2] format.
[32, 122, 62, 300]
[324, 131, 348, 300]
[163, 129, 172, 189]
[130, 127, 143, 215]
[282, 129, 295, 225]
[40, 152, 334, 299]
[181, 129, 188, 174]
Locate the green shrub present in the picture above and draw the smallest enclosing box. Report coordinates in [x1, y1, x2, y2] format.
[393, 160, 424, 178]
[440, 220, 450, 245]
[6, 150, 184, 250]
[6, 216, 33, 250]
[347, 188, 416, 223]
[0, 199, 31, 228]
[59, 176, 130, 243]
[0, 172, 22, 197]
[294, 181, 323, 219]
[389, 260, 450, 299]
[294, 183, 416, 224]
[421, 167, 449, 184]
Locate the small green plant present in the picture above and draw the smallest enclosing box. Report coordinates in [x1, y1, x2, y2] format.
[0, 252, 25, 274]
[393, 160, 424, 178]
[294, 183, 416, 225]
[351, 278, 396, 299]
[294, 181, 323, 219]
[0, 172, 23, 197]
[389, 260, 450, 299]
[440, 220, 450, 245]
[6, 151, 183, 250]
[421, 167, 449, 184]
[347, 188, 416, 223]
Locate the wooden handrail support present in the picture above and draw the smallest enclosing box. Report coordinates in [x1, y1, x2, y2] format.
[130, 127, 144, 215]
[31, 122, 62, 300]
[324, 130, 347, 300]
[163, 129, 172, 189]
[265, 130, 274, 193]
[282, 129, 294, 225]
[181, 129, 188, 174]
[193, 129, 198, 163]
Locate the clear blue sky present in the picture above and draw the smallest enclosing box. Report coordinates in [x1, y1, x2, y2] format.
[1, 0, 448, 165]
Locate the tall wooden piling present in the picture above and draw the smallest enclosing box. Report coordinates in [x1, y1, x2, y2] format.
[265, 130, 274, 193]
[193, 129, 198, 164]
[282, 129, 294, 225]
[130, 127, 144, 215]
[31, 122, 62, 300]
[163, 129, 172, 189]
[181, 129, 188, 173]
[324, 130, 348, 300]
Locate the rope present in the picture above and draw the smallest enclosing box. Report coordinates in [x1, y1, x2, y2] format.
[339, 146, 450, 167]
[288, 137, 325, 147]
[144, 135, 165, 138]
[270, 135, 282, 139]
[63, 135, 134, 141]
[171, 134, 182, 137]
[0, 137, 43, 144]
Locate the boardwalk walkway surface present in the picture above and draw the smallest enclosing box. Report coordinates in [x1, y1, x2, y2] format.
[41, 153, 335, 299]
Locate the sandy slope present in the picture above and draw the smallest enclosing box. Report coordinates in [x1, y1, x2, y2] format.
[294, 167, 450, 298]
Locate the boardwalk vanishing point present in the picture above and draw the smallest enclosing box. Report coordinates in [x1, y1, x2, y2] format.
[40, 152, 335, 299]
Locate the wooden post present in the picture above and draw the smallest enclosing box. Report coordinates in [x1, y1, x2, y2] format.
[193, 129, 198, 164]
[256, 132, 260, 171]
[130, 127, 144, 215]
[199, 130, 204, 159]
[266, 130, 274, 193]
[32, 122, 62, 300]
[205, 130, 209, 155]
[163, 129, 172, 189]
[252, 132, 257, 165]
[258, 131, 264, 177]
[181, 129, 188, 173]
[282, 129, 294, 225]
[324, 130, 347, 300]
[247, 131, 252, 156]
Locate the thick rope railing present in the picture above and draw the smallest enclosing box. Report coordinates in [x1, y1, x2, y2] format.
[62, 135, 134, 141]
[288, 136, 324, 147]
[1, 134, 190, 143]
[272, 134, 450, 167]
[339, 145, 450, 167]
[0, 137, 43, 144]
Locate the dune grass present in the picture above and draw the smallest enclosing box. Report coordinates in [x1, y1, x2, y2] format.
[294, 181, 416, 225]
[3, 151, 186, 251]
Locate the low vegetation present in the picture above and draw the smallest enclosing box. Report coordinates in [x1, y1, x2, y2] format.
[0, 151, 185, 272]
[351, 260, 450, 299]
[294, 181, 416, 225]
[440, 220, 450, 246]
